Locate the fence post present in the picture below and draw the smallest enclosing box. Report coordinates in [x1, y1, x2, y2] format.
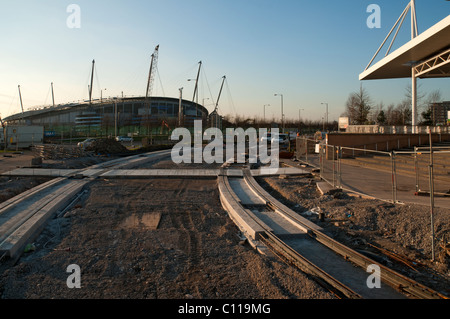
[414, 146, 419, 193]
[391, 151, 397, 203]
[305, 138, 308, 163]
[319, 144, 323, 180]
[332, 145, 335, 187]
[337, 146, 342, 188]
[429, 132, 436, 261]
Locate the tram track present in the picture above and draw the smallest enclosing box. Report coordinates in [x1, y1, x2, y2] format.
[0, 149, 171, 261]
[1, 148, 447, 299]
[218, 167, 447, 299]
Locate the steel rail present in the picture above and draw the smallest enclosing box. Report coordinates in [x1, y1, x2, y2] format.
[259, 231, 362, 299]
[0, 150, 172, 260]
[220, 172, 362, 299]
[240, 169, 447, 299]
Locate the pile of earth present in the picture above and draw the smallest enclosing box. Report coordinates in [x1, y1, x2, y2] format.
[86, 138, 129, 155]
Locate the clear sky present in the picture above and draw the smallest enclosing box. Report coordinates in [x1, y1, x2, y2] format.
[0, 0, 449, 123]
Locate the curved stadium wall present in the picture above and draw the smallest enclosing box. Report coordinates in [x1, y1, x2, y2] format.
[4, 96, 209, 138]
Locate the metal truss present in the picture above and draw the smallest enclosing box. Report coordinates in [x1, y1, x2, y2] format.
[414, 48, 450, 78]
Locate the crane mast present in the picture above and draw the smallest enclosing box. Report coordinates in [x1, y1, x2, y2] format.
[145, 45, 159, 135]
[146, 45, 159, 99]
[89, 60, 95, 105]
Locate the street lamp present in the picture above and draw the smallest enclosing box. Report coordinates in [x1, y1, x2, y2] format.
[274, 94, 284, 132]
[264, 104, 270, 122]
[298, 108, 304, 132]
[321, 103, 329, 131]
[101, 88, 107, 103]
[298, 108, 304, 122]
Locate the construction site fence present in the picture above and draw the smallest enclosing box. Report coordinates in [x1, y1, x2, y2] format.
[296, 137, 450, 203]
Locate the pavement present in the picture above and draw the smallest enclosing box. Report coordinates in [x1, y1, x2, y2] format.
[1, 149, 447, 208]
[288, 154, 450, 209]
[0, 151, 35, 175]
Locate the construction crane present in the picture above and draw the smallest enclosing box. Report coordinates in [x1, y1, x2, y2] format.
[146, 45, 159, 100]
[215, 76, 226, 113]
[143, 45, 160, 136]
[145, 45, 159, 134]
[212, 76, 226, 129]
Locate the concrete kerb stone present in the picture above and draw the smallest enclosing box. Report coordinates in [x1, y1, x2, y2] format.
[242, 169, 323, 234]
[0, 179, 90, 259]
[217, 175, 266, 244]
[0, 177, 66, 212]
[316, 181, 338, 196]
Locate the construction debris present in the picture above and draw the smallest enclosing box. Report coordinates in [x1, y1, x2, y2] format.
[33, 144, 87, 160]
[85, 138, 129, 155]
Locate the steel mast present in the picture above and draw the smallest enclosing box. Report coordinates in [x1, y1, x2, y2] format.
[192, 61, 202, 119]
[89, 60, 95, 105]
[213, 76, 226, 129]
[146, 45, 160, 99]
[145, 45, 159, 133]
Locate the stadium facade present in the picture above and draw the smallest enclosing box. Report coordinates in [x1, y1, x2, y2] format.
[3, 96, 209, 138]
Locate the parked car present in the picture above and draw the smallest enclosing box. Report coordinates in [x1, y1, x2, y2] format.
[260, 132, 272, 143]
[115, 136, 133, 143]
[77, 138, 96, 149]
[271, 133, 289, 145]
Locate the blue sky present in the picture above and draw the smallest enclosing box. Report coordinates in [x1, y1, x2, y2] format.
[0, 0, 449, 122]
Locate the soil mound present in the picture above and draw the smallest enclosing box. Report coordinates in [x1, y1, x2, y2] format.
[86, 138, 129, 154]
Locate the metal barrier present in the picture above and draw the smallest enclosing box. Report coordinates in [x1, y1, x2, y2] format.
[296, 137, 450, 204]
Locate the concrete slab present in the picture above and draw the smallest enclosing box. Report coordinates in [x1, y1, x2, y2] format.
[251, 167, 309, 177]
[242, 169, 323, 233]
[217, 176, 266, 241]
[1, 168, 79, 177]
[101, 169, 222, 178]
[227, 178, 266, 206]
[2, 167, 310, 178]
[316, 181, 337, 196]
[0, 179, 89, 258]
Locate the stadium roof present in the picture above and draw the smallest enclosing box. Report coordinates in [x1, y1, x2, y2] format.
[359, 15, 450, 80]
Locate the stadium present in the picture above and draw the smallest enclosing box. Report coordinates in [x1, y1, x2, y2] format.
[3, 96, 209, 138]
[2, 46, 219, 139]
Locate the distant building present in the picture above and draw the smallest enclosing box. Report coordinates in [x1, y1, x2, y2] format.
[430, 101, 450, 126]
[4, 96, 209, 137]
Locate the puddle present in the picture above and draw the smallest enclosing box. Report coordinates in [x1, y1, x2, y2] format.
[121, 213, 161, 230]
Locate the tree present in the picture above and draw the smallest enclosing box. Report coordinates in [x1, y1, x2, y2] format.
[345, 85, 372, 125]
[377, 110, 386, 125]
[396, 100, 412, 125]
[421, 108, 433, 126]
[423, 89, 442, 125]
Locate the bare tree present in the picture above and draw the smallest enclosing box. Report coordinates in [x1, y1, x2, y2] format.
[369, 102, 385, 124]
[404, 83, 427, 120]
[344, 85, 372, 125]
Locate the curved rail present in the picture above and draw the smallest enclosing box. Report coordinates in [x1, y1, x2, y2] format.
[0, 149, 171, 260]
[259, 231, 362, 299]
[219, 168, 447, 299]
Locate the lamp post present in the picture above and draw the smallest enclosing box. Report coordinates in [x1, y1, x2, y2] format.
[274, 94, 284, 132]
[101, 88, 107, 104]
[298, 108, 304, 131]
[321, 103, 328, 131]
[264, 104, 270, 122]
[298, 108, 304, 123]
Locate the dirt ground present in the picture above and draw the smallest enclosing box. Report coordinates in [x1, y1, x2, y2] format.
[0, 176, 53, 203]
[256, 174, 450, 297]
[0, 151, 449, 300]
[0, 177, 334, 299]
